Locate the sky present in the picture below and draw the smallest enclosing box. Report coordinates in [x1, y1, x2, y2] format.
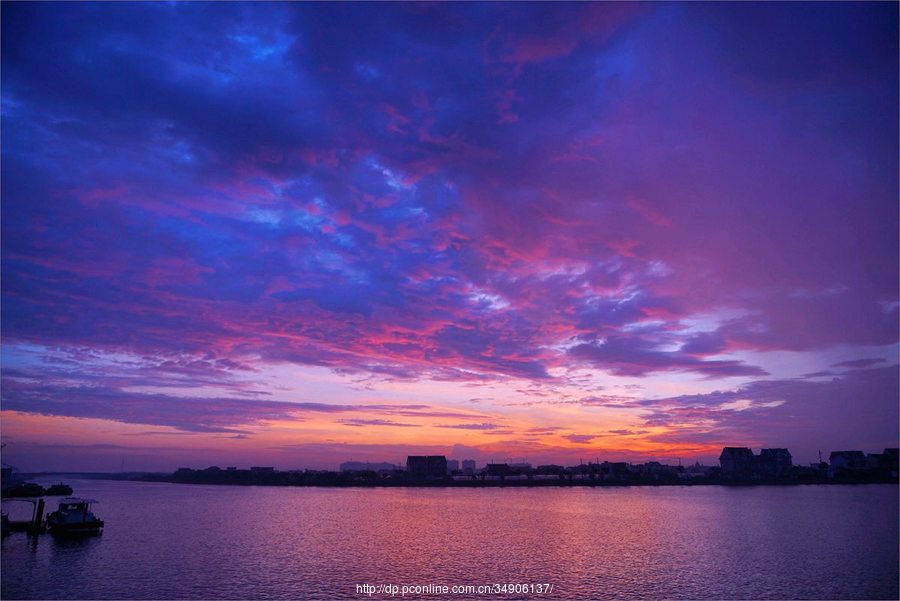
[1, 2, 898, 472]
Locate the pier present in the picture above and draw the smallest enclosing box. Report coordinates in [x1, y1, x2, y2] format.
[1, 498, 45, 535]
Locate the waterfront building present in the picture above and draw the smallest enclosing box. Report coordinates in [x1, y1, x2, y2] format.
[632, 461, 682, 480]
[865, 448, 899, 477]
[535, 464, 565, 476]
[406, 456, 448, 479]
[681, 462, 714, 479]
[485, 463, 510, 478]
[757, 448, 793, 478]
[883, 448, 899, 476]
[719, 447, 754, 478]
[828, 451, 867, 477]
[509, 463, 533, 477]
[598, 461, 630, 480]
[340, 461, 398, 473]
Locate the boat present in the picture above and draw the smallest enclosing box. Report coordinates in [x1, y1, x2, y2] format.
[45, 498, 104, 535]
[45, 483, 74, 496]
[2, 482, 46, 498]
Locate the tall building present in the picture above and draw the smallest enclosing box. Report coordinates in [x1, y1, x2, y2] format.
[461, 459, 476, 471]
[406, 456, 448, 479]
[447, 459, 460, 472]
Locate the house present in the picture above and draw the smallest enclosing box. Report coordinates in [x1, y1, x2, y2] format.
[719, 447, 754, 478]
[865, 448, 899, 478]
[596, 461, 629, 480]
[535, 464, 565, 475]
[757, 448, 792, 478]
[828, 451, 866, 478]
[484, 463, 510, 478]
[883, 448, 899, 477]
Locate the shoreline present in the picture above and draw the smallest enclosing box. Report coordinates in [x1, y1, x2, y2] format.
[13, 470, 897, 492]
[125, 474, 900, 489]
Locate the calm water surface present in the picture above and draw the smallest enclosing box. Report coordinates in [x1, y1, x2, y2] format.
[1, 479, 897, 600]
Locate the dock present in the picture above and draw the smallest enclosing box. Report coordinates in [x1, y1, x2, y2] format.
[1, 497, 46, 535]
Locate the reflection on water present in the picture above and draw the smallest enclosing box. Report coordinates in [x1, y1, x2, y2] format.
[2, 479, 897, 600]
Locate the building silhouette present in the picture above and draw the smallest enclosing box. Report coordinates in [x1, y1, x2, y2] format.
[406, 456, 447, 479]
[866, 448, 899, 477]
[485, 463, 510, 478]
[340, 461, 398, 473]
[719, 447, 754, 478]
[757, 448, 793, 478]
[720, 447, 793, 480]
[828, 451, 867, 477]
[147, 443, 899, 488]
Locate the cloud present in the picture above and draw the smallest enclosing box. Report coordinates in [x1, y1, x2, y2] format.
[0, 369, 478, 434]
[3, 3, 895, 391]
[527, 426, 565, 435]
[435, 422, 504, 431]
[569, 335, 767, 378]
[1, 379, 290, 434]
[832, 358, 886, 370]
[633, 366, 900, 459]
[339, 419, 419, 428]
[0, 3, 897, 468]
[562, 434, 602, 444]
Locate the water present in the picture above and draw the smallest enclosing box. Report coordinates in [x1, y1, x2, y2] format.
[2, 479, 897, 600]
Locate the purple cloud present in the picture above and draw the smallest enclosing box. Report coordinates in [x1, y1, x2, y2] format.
[4, 3, 895, 388]
[569, 335, 767, 378]
[435, 423, 504, 431]
[636, 366, 900, 461]
[832, 358, 887, 370]
[0, 3, 897, 467]
[338, 419, 420, 428]
[0, 369, 481, 434]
